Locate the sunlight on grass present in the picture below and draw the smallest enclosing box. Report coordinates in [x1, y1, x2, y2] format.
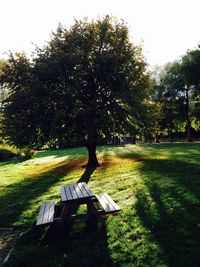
[1, 143, 200, 266]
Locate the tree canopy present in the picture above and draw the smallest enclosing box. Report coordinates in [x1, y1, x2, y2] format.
[0, 16, 151, 166]
[154, 46, 200, 141]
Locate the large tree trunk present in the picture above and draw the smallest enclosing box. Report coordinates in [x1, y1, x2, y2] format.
[86, 143, 100, 167]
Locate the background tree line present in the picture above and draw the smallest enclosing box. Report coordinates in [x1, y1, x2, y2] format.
[151, 46, 200, 142]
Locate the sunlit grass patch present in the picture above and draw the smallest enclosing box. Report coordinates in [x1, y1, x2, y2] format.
[0, 143, 200, 266]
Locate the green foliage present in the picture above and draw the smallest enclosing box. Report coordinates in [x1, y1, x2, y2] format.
[0, 144, 34, 161]
[155, 56, 200, 140]
[19, 147, 35, 160]
[0, 144, 18, 161]
[181, 45, 200, 91]
[0, 17, 150, 153]
[150, 46, 200, 141]
[181, 46, 200, 123]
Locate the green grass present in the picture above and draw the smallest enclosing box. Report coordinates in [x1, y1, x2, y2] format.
[0, 143, 200, 267]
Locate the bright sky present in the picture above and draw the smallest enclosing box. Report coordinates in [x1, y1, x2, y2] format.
[0, 0, 200, 67]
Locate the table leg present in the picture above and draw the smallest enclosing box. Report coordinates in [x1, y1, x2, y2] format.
[86, 200, 103, 222]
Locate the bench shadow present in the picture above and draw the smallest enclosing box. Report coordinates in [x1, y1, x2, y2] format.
[5, 217, 113, 267]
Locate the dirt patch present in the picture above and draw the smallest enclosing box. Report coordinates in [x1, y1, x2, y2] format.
[0, 228, 21, 266]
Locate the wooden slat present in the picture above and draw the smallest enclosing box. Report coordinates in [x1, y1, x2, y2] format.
[61, 185, 73, 201]
[77, 182, 89, 198]
[36, 202, 55, 225]
[36, 202, 46, 225]
[48, 202, 55, 223]
[61, 182, 94, 202]
[42, 202, 52, 224]
[80, 182, 94, 197]
[96, 193, 120, 213]
[68, 184, 78, 199]
[103, 193, 120, 211]
[65, 186, 73, 200]
[73, 183, 84, 198]
[60, 186, 67, 201]
[96, 194, 113, 212]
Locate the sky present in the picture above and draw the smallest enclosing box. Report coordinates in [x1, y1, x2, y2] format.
[0, 0, 200, 67]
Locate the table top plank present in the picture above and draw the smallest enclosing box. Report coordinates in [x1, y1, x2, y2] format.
[60, 182, 94, 202]
[76, 182, 89, 198]
[78, 182, 93, 197]
[60, 186, 67, 201]
[61, 186, 73, 201]
[68, 184, 78, 199]
[73, 183, 84, 198]
[65, 185, 73, 200]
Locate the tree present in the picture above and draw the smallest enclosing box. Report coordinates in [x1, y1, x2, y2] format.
[181, 46, 200, 126]
[158, 61, 195, 141]
[0, 59, 8, 110]
[1, 16, 150, 166]
[181, 46, 200, 91]
[0, 59, 9, 143]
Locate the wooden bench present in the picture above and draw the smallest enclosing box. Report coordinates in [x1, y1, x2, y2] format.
[95, 193, 120, 214]
[36, 202, 55, 226]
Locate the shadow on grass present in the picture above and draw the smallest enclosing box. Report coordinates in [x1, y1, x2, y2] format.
[0, 158, 30, 166]
[118, 152, 200, 267]
[0, 159, 86, 228]
[3, 161, 113, 267]
[5, 217, 113, 267]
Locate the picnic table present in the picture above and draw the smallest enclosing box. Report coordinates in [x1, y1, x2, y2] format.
[36, 182, 120, 227]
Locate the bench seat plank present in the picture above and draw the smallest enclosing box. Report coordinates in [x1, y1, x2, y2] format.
[36, 202, 55, 225]
[96, 193, 120, 214]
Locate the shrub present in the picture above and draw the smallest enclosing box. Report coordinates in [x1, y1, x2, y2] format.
[0, 144, 35, 161]
[19, 147, 35, 160]
[0, 144, 18, 161]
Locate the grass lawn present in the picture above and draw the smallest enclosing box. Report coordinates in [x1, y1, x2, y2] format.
[0, 143, 200, 267]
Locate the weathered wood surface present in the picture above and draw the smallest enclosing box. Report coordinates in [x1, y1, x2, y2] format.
[60, 182, 94, 202]
[95, 193, 120, 214]
[36, 202, 55, 225]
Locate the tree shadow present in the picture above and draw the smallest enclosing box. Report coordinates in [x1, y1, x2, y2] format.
[0, 158, 31, 166]
[135, 183, 200, 267]
[118, 152, 200, 267]
[78, 165, 97, 183]
[5, 216, 113, 267]
[3, 162, 113, 267]
[0, 159, 85, 228]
